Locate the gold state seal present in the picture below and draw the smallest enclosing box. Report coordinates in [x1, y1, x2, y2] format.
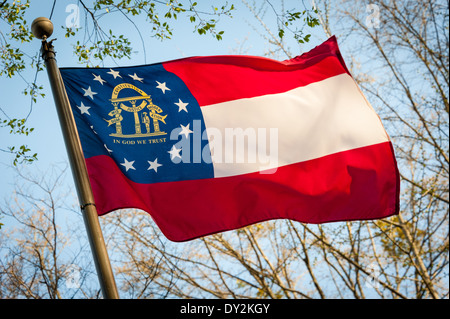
[106, 83, 167, 138]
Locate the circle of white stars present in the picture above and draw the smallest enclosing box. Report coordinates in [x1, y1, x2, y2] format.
[74, 68, 197, 176]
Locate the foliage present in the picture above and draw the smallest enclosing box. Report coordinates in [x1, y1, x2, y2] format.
[0, 165, 98, 298]
[0, 0, 234, 165]
[0, 0, 447, 299]
[0, 0, 39, 165]
[241, 0, 320, 59]
[330, 0, 448, 299]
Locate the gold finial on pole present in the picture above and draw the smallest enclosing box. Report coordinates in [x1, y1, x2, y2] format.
[31, 17, 54, 40]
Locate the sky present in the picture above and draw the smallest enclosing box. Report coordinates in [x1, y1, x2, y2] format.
[0, 0, 328, 207]
[0, 0, 332, 296]
[1, 1, 447, 300]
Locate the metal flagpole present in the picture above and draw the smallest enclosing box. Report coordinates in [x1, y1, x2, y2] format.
[31, 17, 119, 299]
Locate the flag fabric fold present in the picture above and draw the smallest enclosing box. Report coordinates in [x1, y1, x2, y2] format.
[60, 36, 400, 242]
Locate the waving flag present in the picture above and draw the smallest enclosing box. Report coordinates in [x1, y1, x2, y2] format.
[59, 36, 400, 242]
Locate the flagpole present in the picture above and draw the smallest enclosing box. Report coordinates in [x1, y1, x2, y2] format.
[31, 17, 119, 299]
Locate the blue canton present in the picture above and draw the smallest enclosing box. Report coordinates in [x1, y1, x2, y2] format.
[60, 64, 214, 184]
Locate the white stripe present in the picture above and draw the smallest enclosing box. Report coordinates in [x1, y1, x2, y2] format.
[201, 73, 389, 178]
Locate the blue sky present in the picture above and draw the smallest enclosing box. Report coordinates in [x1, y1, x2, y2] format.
[0, 0, 328, 204]
[0, 2, 329, 296]
[1, 1, 446, 300]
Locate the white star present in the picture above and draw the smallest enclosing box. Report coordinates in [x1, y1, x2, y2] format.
[156, 81, 170, 94]
[77, 102, 91, 115]
[168, 145, 182, 160]
[104, 144, 113, 154]
[175, 99, 189, 112]
[179, 123, 193, 139]
[120, 158, 136, 171]
[90, 126, 97, 134]
[129, 73, 143, 82]
[147, 158, 162, 172]
[82, 86, 97, 100]
[107, 69, 122, 79]
[92, 73, 106, 85]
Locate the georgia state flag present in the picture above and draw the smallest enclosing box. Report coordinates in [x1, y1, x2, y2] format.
[60, 36, 400, 242]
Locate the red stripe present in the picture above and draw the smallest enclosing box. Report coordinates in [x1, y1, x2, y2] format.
[163, 37, 348, 106]
[87, 142, 400, 242]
